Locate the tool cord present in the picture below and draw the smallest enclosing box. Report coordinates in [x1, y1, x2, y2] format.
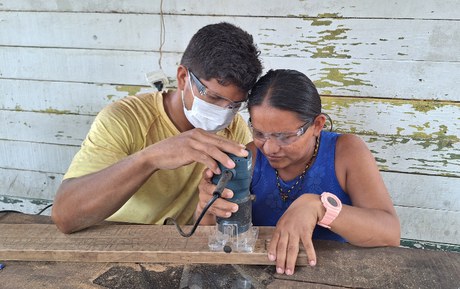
[164, 169, 234, 237]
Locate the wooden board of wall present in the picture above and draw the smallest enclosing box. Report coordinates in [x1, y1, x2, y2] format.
[0, 1, 458, 245]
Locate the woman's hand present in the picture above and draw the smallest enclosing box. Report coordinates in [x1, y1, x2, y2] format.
[268, 193, 324, 275]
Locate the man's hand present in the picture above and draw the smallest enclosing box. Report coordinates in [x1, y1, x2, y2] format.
[53, 128, 247, 234]
[146, 128, 248, 174]
[268, 194, 324, 275]
[196, 168, 239, 225]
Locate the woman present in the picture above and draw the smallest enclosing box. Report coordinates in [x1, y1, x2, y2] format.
[197, 69, 400, 275]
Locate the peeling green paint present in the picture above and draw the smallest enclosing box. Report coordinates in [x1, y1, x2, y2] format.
[400, 138, 410, 144]
[448, 153, 460, 160]
[375, 157, 387, 163]
[15, 105, 23, 111]
[318, 28, 349, 41]
[308, 27, 352, 59]
[317, 13, 341, 18]
[313, 46, 351, 59]
[107, 95, 115, 100]
[322, 96, 455, 113]
[115, 85, 142, 96]
[411, 100, 444, 113]
[396, 127, 405, 135]
[30, 199, 51, 205]
[0, 196, 23, 204]
[311, 19, 332, 26]
[299, 14, 352, 59]
[320, 96, 459, 154]
[32, 108, 71, 114]
[314, 67, 372, 90]
[409, 130, 458, 151]
[401, 239, 460, 253]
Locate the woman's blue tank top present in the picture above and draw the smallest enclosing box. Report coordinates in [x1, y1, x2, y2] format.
[251, 131, 351, 242]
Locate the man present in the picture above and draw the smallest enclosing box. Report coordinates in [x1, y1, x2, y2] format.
[52, 22, 263, 233]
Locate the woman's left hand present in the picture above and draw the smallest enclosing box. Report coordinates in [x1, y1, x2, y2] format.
[267, 193, 324, 275]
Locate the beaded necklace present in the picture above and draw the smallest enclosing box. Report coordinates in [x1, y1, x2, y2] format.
[275, 136, 320, 202]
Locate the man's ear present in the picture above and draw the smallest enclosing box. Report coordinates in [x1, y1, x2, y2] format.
[176, 65, 188, 91]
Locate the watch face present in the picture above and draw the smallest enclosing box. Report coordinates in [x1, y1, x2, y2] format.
[327, 196, 339, 207]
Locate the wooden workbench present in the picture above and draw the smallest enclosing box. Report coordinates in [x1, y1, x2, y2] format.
[1, 213, 459, 289]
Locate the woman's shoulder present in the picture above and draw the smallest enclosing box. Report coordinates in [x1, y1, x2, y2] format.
[336, 133, 374, 167]
[336, 133, 368, 151]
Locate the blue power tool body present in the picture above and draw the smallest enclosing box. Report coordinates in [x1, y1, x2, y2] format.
[212, 151, 253, 234]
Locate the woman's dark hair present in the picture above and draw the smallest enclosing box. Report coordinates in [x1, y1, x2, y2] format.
[180, 22, 263, 92]
[248, 69, 322, 123]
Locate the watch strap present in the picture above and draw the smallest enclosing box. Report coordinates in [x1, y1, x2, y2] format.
[317, 192, 342, 229]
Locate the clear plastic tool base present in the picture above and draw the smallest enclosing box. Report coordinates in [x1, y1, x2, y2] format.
[208, 224, 259, 253]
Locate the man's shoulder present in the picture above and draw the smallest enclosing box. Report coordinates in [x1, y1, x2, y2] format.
[219, 113, 251, 144]
[114, 92, 160, 109]
[101, 92, 161, 118]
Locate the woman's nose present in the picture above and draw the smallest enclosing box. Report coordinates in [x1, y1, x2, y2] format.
[262, 137, 281, 154]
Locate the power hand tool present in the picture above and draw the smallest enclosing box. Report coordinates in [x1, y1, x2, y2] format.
[165, 151, 258, 253]
[208, 150, 258, 253]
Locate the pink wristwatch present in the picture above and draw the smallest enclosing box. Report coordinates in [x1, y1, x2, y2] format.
[317, 192, 342, 229]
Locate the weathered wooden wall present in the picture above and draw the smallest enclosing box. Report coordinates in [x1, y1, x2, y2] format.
[0, 1, 459, 246]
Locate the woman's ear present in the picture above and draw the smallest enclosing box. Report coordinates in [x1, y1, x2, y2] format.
[176, 65, 188, 91]
[312, 114, 327, 137]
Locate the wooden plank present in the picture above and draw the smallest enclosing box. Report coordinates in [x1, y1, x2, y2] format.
[1, 47, 458, 100]
[322, 96, 460, 138]
[0, 168, 62, 199]
[382, 172, 460, 211]
[1, 13, 458, 62]
[264, 56, 460, 100]
[1, 261, 114, 289]
[1, 110, 94, 145]
[395, 206, 460, 244]
[0, 79, 152, 114]
[3, 94, 459, 179]
[2, 222, 459, 272]
[0, 140, 78, 174]
[3, 97, 458, 144]
[3, 80, 459, 123]
[1, 170, 459, 244]
[363, 134, 459, 177]
[2, 253, 460, 289]
[1, 0, 458, 19]
[0, 195, 52, 215]
[0, 133, 457, 177]
[0, 224, 292, 265]
[0, 46, 174, 85]
[2, 167, 458, 214]
[1, 220, 459, 289]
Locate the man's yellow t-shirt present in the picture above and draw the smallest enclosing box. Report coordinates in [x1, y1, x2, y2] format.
[63, 92, 252, 225]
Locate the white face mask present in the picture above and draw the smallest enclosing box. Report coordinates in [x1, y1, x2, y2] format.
[182, 76, 238, 133]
